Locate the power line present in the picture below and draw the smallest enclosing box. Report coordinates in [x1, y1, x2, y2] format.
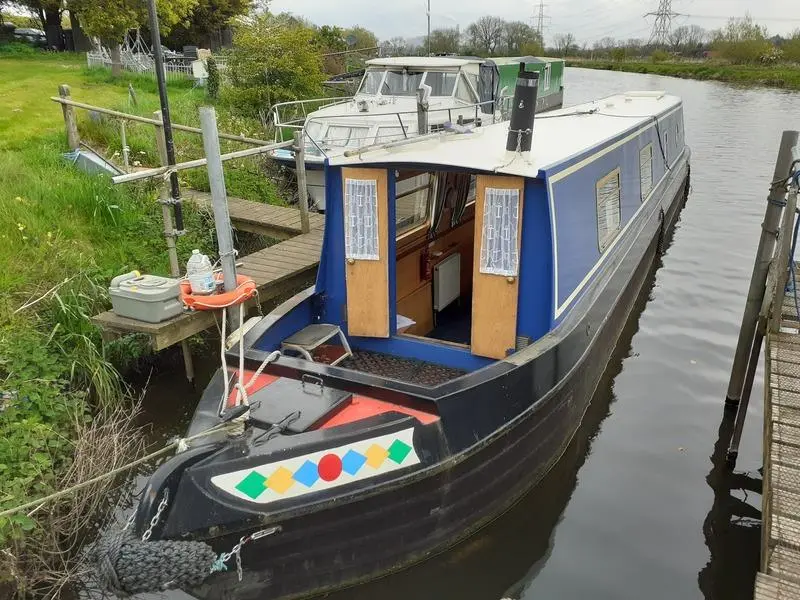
[646, 0, 679, 46]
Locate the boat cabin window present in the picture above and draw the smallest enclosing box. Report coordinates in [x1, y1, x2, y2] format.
[396, 171, 434, 236]
[455, 75, 478, 104]
[376, 126, 408, 143]
[357, 67, 464, 98]
[597, 168, 622, 252]
[324, 125, 371, 148]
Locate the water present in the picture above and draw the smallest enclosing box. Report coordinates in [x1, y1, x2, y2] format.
[141, 68, 800, 600]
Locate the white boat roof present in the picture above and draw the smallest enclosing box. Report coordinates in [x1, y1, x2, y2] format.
[365, 56, 483, 69]
[330, 92, 682, 178]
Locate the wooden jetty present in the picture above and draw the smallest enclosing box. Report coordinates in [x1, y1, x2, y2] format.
[725, 131, 800, 600]
[92, 205, 323, 351]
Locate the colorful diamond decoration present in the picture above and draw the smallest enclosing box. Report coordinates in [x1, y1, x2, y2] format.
[341, 449, 367, 475]
[365, 443, 389, 468]
[267, 466, 295, 493]
[293, 460, 319, 487]
[387, 439, 412, 464]
[235, 471, 267, 499]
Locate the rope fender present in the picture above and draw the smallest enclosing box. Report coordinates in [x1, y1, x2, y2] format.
[91, 529, 217, 597]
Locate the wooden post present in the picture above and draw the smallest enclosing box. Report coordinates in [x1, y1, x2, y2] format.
[154, 110, 194, 383]
[58, 84, 80, 150]
[293, 131, 311, 234]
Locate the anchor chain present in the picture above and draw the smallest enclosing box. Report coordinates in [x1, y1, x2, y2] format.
[210, 526, 281, 581]
[141, 489, 169, 542]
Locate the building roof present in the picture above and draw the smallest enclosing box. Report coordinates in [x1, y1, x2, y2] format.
[365, 56, 483, 69]
[329, 92, 682, 179]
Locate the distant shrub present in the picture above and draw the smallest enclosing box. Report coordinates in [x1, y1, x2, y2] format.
[712, 15, 773, 64]
[651, 50, 670, 63]
[206, 56, 220, 100]
[782, 31, 800, 63]
[0, 41, 41, 56]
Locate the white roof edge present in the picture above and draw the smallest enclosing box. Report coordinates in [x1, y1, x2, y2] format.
[365, 56, 482, 68]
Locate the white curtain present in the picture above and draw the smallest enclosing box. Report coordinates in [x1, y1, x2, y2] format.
[344, 179, 379, 260]
[480, 187, 520, 276]
[640, 145, 653, 200]
[597, 172, 621, 252]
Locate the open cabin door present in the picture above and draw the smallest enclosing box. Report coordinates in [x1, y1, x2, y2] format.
[471, 175, 524, 359]
[342, 167, 390, 338]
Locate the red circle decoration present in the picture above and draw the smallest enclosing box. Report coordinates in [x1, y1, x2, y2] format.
[317, 454, 342, 482]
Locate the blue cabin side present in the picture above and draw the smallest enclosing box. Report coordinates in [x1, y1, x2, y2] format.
[251, 101, 686, 377]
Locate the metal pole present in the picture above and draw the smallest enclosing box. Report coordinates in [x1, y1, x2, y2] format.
[154, 111, 193, 383]
[293, 131, 311, 234]
[427, 0, 431, 56]
[199, 106, 240, 330]
[145, 0, 184, 234]
[416, 87, 429, 136]
[725, 130, 800, 409]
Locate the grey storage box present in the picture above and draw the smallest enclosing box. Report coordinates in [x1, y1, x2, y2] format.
[109, 272, 183, 323]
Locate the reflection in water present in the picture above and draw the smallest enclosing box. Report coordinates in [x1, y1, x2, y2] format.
[698, 412, 761, 600]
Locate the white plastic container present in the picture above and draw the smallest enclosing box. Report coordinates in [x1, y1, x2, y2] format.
[186, 249, 215, 295]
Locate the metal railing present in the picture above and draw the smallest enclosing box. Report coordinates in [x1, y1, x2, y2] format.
[86, 50, 228, 81]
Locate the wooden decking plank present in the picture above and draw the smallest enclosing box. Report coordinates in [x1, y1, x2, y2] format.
[771, 374, 800, 395]
[244, 252, 313, 271]
[773, 421, 800, 449]
[772, 388, 800, 410]
[775, 405, 800, 429]
[771, 463, 800, 496]
[775, 332, 800, 350]
[770, 515, 800, 550]
[773, 488, 800, 521]
[771, 359, 800, 380]
[770, 444, 800, 470]
[767, 546, 800, 585]
[772, 346, 800, 365]
[755, 573, 800, 599]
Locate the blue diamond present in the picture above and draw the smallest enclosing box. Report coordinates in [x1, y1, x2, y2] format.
[341, 449, 367, 475]
[293, 460, 319, 487]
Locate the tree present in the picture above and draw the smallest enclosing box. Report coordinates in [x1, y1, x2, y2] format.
[783, 29, 800, 62]
[344, 25, 378, 50]
[552, 33, 576, 57]
[503, 20, 541, 55]
[426, 27, 460, 55]
[466, 15, 505, 55]
[71, 0, 197, 75]
[225, 12, 326, 117]
[163, 0, 252, 50]
[380, 36, 412, 57]
[15, 0, 63, 50]
[711, 14, 771, 63]
[314, 25, 348, 74]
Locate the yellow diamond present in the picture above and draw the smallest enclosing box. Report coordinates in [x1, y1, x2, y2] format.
[266, 466, 295, 494]
[365, 444, 388, 468]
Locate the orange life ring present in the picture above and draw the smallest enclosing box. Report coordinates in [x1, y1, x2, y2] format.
[180, 273, 257, 311]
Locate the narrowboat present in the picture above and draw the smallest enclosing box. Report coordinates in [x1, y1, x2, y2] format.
[268, 56, 565, 209]
[128, 69, 690, 599]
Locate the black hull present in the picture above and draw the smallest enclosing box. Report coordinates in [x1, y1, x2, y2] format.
[182, 157, 690, 600]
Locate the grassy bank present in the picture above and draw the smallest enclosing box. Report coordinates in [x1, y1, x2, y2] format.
[0, 49, 278, 596]
[566, 59, 800, 90]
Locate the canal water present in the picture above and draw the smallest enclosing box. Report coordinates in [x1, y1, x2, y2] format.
[140, 68, 800, 600]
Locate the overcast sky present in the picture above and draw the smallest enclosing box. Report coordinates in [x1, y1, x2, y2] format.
[268, 0, 797, 45]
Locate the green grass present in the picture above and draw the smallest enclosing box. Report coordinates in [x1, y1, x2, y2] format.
[566, 59, 800, 90]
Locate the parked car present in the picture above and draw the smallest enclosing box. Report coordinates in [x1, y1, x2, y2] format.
[13, 28, 47, 48]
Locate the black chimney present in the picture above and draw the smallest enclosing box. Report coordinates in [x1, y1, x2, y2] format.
[505, 63, 539, 154]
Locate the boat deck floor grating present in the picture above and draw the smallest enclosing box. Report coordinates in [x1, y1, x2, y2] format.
[339, 351, 466, 386]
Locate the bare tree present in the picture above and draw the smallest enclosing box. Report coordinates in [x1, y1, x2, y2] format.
[466, 15, 505, 55]
[553, 33, 576, 57]
[381, 36, 412, 57]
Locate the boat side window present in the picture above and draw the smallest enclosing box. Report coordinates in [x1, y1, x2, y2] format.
[324, 126, 371, 148]
[455, 74, 478, 104]
[395, 171, 434, 236]
[359, 69, 385, 95]
[664, 132, 669, 163]
[424, 71, 458, 96]
[383, 69, 425, 96]
[543, 64, 551, 90]
[596, 168, 622, 253]
[375, 126, 408, 143]
[466, 175, 477, 205]
[639, 144, 653, 201]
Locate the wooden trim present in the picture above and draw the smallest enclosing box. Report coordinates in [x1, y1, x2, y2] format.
[400, 333, 470, 350]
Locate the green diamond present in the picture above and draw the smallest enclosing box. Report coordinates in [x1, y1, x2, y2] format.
[387, 439, 412, 464]
[235, 471, 267, 499]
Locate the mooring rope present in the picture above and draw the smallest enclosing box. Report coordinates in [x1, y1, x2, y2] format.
[0, 420, 234, 520]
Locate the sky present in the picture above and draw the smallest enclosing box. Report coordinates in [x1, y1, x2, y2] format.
[268, 0, 798, 45]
